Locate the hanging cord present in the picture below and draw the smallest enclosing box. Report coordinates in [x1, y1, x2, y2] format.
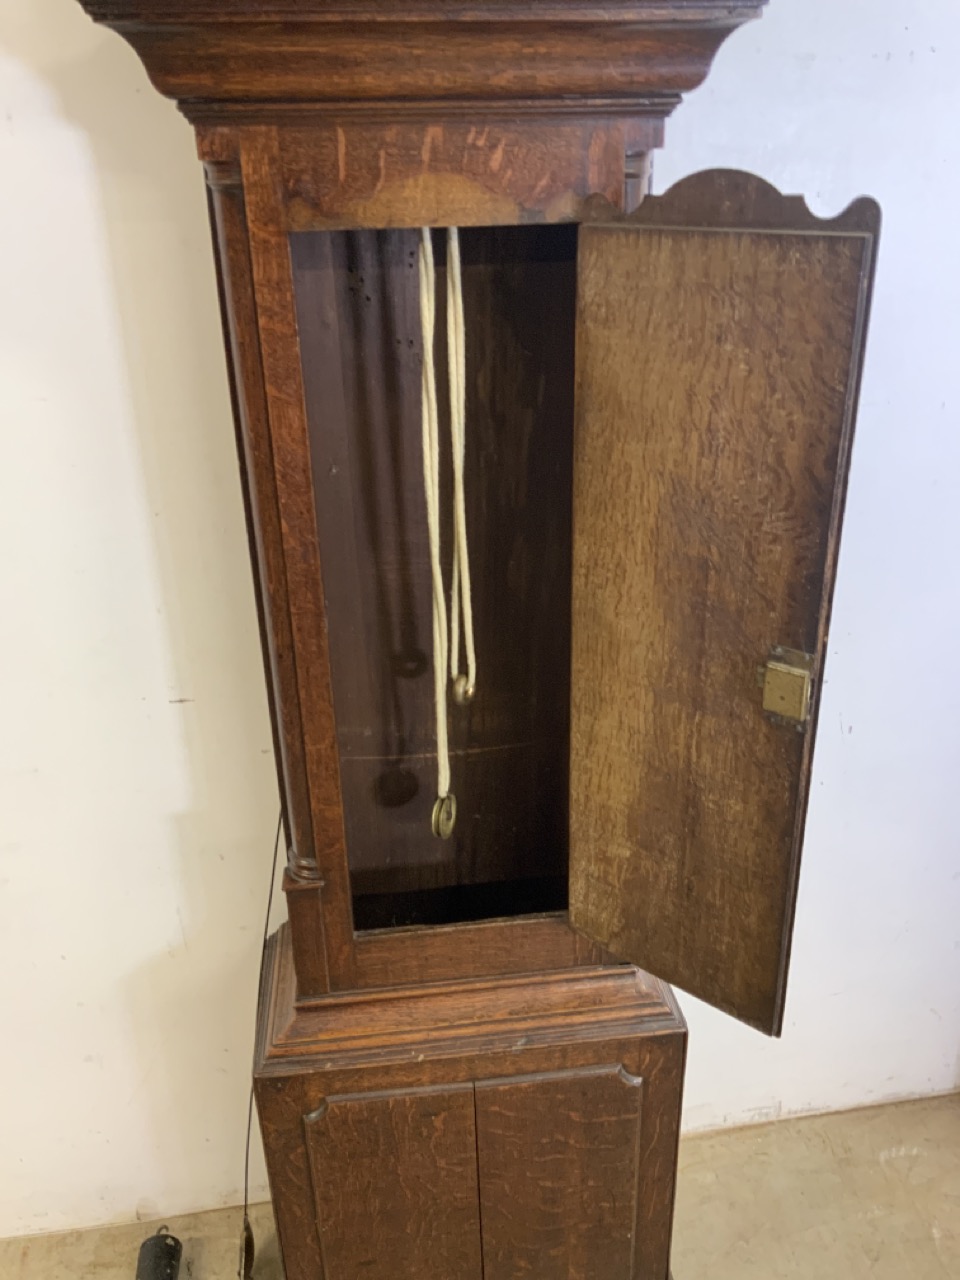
[420, 227, 478, 838]
[446, 227, 477, 706]
[419, 229, 453, 837]
[238, 810, 283, 1280]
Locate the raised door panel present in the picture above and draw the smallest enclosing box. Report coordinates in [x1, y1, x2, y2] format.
[475, 1065, 645, 1280]
[304, 1083, 483, 1280]
[569, 171, 879, 1034]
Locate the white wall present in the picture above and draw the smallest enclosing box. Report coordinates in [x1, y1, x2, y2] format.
[660, 0, 960, 1131]
[0, 0, 280, 1239]
[1, 0, 957, 1239]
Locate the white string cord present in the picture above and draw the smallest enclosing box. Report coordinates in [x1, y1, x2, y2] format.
[446, 227, 477, 704]
[419, 227, 478, 831]
[419, 229, 451, 803]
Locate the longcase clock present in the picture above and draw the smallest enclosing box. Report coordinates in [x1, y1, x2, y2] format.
[76, 2, 879, 1277]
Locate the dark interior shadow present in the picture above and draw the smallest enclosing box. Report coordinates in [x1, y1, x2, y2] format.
[343, 229, 426, 803]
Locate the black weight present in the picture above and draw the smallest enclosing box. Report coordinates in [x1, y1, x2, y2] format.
[135, 1229, 182, 1280]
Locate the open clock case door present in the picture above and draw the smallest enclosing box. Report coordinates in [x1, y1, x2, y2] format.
[569, 171, 880, 1035]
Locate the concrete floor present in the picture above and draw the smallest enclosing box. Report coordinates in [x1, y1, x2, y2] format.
[673, 1094, 960, 1279]
[2, 1094, 957, 1278]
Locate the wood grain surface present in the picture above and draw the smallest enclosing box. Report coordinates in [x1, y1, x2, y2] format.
[570, 175, 879, 1033]
[476, 1065, 644, 1280]
[306, 1083, 483, 1280]
[206, 171, 316, 879]
[256, 925, 687, 1280]
[78, 1, 767, 128]
[240, 127, 356, 989]
[279, 119, 649, 229]
[76, 1, 791, 1272]
[352, 911, 598, 988]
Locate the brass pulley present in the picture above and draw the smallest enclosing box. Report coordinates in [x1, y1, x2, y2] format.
[431, 794, 457, 841]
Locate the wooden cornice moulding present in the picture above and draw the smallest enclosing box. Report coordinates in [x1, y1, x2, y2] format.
[581, 168, 883, 232]
[254, 927, 685, 1073]
[78, 0, 767, 125]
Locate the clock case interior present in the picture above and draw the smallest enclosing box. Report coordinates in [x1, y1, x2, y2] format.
[292, 222, 578, 935]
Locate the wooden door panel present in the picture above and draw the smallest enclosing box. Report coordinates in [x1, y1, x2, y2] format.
[570, 171, 879, 1034]
[475, 1065, 645, 1280]
[305, 1083, 483, 1280]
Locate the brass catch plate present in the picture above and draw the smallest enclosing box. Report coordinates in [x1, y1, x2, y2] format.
[761, 647, 815, 725]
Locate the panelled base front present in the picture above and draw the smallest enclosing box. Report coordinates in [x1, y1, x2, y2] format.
[255, 925, 687, 1280]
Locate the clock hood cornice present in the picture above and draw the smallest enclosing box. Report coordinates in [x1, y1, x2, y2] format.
[78, 0, 767, 126]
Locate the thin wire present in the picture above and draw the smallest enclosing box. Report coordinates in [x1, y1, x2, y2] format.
[239, 809, 283, 1278]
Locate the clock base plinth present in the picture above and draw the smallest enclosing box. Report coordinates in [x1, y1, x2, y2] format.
[255, 924, 687, 1280]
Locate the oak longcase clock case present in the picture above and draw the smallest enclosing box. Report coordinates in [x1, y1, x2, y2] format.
[77, 1, 879, 1277]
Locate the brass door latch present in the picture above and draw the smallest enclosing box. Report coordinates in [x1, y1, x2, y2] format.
[760, 647, 815, 727]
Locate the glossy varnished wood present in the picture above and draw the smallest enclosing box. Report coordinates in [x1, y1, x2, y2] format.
[570, 173, 879, 1033]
